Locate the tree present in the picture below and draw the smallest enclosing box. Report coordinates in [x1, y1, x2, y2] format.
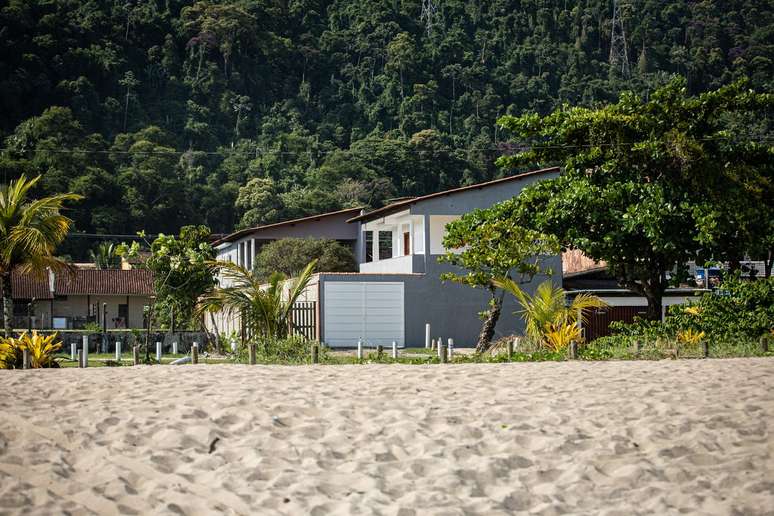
[144, 225, 217, 330]
[0, 175, 81, 336]
[440, 199, 560, 353]
[497, 78, 773, 320]
[89, 242, 121, 269]
[234, 177, 284, 228]
[203, 260, 317, 342]
[254, 238, 357, 280]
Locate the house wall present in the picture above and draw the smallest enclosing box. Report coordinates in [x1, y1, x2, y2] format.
[51, 295, 150, 328]
[319, 254, 562, 347]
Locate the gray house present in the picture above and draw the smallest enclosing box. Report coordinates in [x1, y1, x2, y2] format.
[213, 207, 363, 268]
[302, 167, 563, 347]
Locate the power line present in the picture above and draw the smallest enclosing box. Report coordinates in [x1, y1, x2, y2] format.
[0, 135, 770, 158]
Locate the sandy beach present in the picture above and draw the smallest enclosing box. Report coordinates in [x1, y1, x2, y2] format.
[1, 359, 772, 515]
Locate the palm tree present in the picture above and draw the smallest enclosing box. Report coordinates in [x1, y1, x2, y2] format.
[0, 175, 81, 336]
[89, 242, 121, 269]
[493, 278, 607, 351]
[201, 259, 317, 346]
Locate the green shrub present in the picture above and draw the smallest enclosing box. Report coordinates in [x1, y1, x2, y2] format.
[236, 335, 327, 364]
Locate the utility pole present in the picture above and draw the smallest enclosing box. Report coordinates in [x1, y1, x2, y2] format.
[609, 0, 630, 78]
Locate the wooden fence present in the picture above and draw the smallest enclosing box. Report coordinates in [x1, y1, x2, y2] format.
[290, 301, 317, 341]
[583, 306, 648, 341]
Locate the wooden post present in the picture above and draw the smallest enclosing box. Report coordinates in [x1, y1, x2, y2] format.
[431, 338, 436, 351]
[82, 335, 89, 368]
[760, 336, 769, 354]
[437, 338, 443, 359]
[172, 341, 178, 355]
[635, 340, 642, 355]
[425, 323, 431, 349]
[132, 346, 139, 365]
[357, 339, 363, 360]
[569, 340, 578, 360]
[311, 343, 319, 364]
[248, 343, 256, 365]
[192, 343, 199, 364]
[22, 349, 29, 369]
[506, 339, 514, 360]
[392, 341, 397, 359]
[376, 344, 383, 358]
[77, 350, 82, 368]
[702, 340, 709, 358]
[115, 341, 122, 361]
[439, 343, 447, 363]
[447, 338, 454, 361]
[156, 341, 162, 363]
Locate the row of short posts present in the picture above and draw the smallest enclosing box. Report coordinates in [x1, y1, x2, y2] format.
[69, 337, 198, 367]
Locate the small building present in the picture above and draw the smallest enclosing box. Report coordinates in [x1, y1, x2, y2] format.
[10, 268, 154, 330]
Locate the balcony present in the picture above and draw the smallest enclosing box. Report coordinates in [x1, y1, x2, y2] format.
[359, 254, 423, 274]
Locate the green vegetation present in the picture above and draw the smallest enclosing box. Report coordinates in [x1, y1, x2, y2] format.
[440, 200, 559, 352]
[1, 1, 771, 250]
[599, 276, 774, 347]
[0, 175, 81, 335]
[89, 242, 121, 269]
[253, 238, 356, 280]
[497, 78, 773, 320]
[494, 279, 607, 352]
[0, 331, 63, 368]
[202, 259, 317, 340]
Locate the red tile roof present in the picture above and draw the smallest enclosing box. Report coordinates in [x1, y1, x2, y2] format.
[11, 268, 154, 299]
[10, 271, 52, 300]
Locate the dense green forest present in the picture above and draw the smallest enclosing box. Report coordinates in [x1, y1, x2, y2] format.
[1, 0, 771, 243]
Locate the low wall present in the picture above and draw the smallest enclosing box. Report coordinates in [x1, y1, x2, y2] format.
[16, 330, 209, 354]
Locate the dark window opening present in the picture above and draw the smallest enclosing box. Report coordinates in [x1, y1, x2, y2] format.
[379, 231, 393, 260]
[365, 231, 373, 262]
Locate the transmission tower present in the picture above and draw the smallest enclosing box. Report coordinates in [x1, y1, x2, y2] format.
[609, 0, 630, 77]
[420, 0, 440, 36]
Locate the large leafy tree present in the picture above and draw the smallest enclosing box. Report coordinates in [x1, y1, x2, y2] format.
[498, 78, 773, 320]
[0, 175, 81, 336]
[440, 199, 560, 353]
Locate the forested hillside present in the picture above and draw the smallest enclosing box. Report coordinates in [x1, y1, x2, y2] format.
[1, 0, 771, 238]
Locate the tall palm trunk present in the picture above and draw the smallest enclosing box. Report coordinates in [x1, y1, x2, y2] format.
[1, 272, 12, 337]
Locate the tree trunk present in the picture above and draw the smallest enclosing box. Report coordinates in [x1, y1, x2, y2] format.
[642, 285, 664, 321]
[765, 249, 772, 279]
[475, 288, 504, 354]
[1, 272, 12, 337]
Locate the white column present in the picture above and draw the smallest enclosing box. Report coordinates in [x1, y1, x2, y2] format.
[115, 341, 122, 361]
[392, 341, 398, 359]
[71, 343, 76, 361]
[156, 341, 162, 363]
[357, 339, 363, 360]
[425, 323, 431, 349]
[172, 341, 178, 355]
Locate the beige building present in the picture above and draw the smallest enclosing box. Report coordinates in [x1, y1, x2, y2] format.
[10, 268, 154, 330]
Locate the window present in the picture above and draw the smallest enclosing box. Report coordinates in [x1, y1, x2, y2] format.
[365, 231, 373, 262]
[379, 231, 393, 260]
[118, 304, 128, 328]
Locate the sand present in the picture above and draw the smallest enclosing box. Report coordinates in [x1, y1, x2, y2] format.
[1, 359, 773, 515]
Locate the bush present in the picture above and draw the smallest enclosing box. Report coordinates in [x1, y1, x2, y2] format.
[0, 331, 63, 368]
[253, 238, 356, 280]
[606, 276, 774, 344]
[236, 335, 326, 364]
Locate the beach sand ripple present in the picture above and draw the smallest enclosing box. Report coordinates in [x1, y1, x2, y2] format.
[1, 359, 773, 515]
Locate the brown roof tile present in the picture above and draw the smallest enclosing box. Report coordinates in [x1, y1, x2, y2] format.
[11, 268, 154, 299]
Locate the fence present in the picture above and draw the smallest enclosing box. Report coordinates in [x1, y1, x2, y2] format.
[18, 330, 208, 354]
[582, 306, 648, 340]
[290, 301, 317, 340]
